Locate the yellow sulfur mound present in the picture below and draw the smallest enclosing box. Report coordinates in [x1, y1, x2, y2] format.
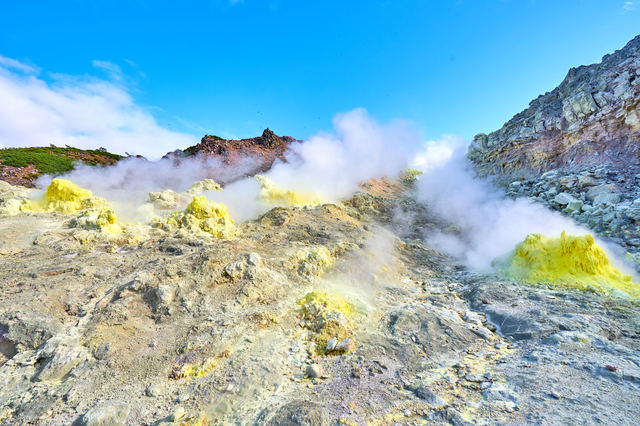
[502, 232, 639, 299]
[298, 290, 358, 354]
[164, 196, 235, 239]
[22, 178, 103, 214]
[298, 290, 356, 318]
[256, 175, 324, 207]
[21, 179, 122, 234]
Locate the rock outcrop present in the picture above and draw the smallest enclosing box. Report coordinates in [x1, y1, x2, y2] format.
[167, 129, 298, 179]
[469, 35, 640, 178]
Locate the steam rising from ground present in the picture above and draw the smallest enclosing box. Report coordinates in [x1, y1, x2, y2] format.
[35, 155, 261, 222]
[210, 109, 418, 220]
[39, 109, 419, 223]
[412, 137, 589, 271]
[0, 55, 194, 158]
[267, 108, 417, 200]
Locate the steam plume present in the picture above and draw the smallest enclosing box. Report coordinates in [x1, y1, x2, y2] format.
[412, 137, 589, 271]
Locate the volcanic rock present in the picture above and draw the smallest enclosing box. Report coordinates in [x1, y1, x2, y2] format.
[167, 129, 298, 181]
[469, 35, 640, 179]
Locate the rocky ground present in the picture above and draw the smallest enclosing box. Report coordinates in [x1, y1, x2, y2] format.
[503, 164, 640, 269]
[0, 178, 638, 425]
[1, 32, 640, 426]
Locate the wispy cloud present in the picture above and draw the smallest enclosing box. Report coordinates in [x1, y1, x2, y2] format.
[0, 56, 195, 158]
[0, 55, 39, 74]
[92, 60, 124, 82]
[623, 1, 637, 11]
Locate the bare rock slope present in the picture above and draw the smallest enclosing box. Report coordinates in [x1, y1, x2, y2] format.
[166, 129, 297, 180]
[0, 180, 639, 425]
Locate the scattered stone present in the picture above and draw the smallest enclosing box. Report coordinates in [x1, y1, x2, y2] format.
[413, 386, 447, 408]
[170, 407, 187, 422]
[145, 384, 162, 397]
[554, 193, 578, 206]
[325, 337, 338, 351]
[79, 403, 130, 426]
[305, 363, 323, 379]
[334, 338, 356, 354]
[465, 373, 485, 382]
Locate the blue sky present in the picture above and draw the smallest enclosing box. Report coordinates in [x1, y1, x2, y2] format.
[0, 0, 639, 153]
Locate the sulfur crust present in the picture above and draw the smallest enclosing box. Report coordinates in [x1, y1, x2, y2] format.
[298, 290, 357, 354]
[502, 231, 639, 299]
[164, 195, 235, 239]
[21, 178, 122, 234]
[298, 290, 356, 317]
[256, 175, 324, 207]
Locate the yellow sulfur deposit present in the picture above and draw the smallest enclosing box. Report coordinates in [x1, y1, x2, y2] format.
[502, 232, 639, 299]
[21, 179, 122, 234]
[187, 178, 222, 194]
[296, 247, 334, 276]
[170, 357, 218, 380]
[22, 178, 103, 214]
[298, 290, 356, 318]
[164, 195, 235, 238]
[298, 290, 357, 354]
[256, 175, 324, 207]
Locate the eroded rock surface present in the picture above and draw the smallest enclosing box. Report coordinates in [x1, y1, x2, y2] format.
[469, 35, 640, 178]
[0, 179, 638, 425]
[166, 129, 298, 181]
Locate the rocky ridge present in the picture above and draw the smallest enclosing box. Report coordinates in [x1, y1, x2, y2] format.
[167, 129, 298, 180]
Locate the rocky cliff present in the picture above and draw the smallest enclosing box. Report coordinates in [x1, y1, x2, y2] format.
[469, 35, 640, 178]
[469, 35, 640, 265]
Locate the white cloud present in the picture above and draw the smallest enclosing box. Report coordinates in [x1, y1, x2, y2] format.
[0, 55, 39, 74]
[92, 60, 124, 82]
[0, 56, 195, 159]
[623, 1, 637, 11]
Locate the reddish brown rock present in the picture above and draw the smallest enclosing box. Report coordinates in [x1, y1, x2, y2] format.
[168, 129, 298, 180]
[0, 164, 39, 188]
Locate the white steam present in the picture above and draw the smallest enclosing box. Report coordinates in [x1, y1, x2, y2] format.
[206, 109, 419, 220]
[38, 108, 418, 223]
[412, 137, 588, 271]
[36, 154, 262, 222]
[265, 108, 418, 200]
[0, 55, 194, 158]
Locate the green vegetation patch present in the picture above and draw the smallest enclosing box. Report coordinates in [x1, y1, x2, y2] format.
[0, 147, 123, 175]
